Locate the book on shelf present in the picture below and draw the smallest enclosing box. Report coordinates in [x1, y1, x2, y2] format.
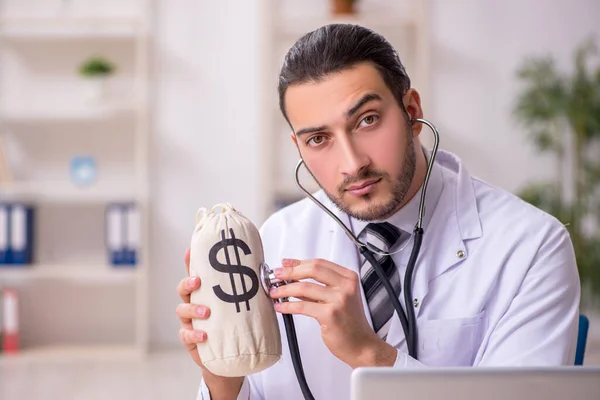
[0, 203, 35, 266]
[105, 202, 139, 267]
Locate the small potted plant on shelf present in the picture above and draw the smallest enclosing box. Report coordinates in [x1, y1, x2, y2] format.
[332, 0, 358, 15]
[78, 55, 116, 103]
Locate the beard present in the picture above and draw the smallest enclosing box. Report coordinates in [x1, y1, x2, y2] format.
[314, 128, 417, 222]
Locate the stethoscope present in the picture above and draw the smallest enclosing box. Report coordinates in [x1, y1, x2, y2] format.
[260, 118, 440, 400]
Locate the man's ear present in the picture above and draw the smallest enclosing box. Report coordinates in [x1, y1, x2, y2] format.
[402, 88, 424, 136]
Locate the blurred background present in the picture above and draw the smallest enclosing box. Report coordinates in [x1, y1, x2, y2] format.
[0, 0, 599, 398]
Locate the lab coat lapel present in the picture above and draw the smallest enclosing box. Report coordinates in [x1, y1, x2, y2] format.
[410, 151, 483, 316]
[385, 151, 483, 349]
[384, 217, 469, 350]
[410, 212, 467, 317]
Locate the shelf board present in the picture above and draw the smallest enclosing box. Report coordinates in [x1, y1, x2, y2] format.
[0, 181, 139, 203]
[0, 103, 138, 128]
[0, 263, 139, 284]
[276, 14, 417, 38]
[0, 17, 143, 40]
[0, 343, 143, 364]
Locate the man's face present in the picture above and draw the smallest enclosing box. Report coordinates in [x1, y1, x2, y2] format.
[285, 62, 419, 221]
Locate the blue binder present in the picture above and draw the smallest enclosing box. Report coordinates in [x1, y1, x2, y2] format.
[0, 203, 10, 264]
[106, 203, 138, 267]
[106, 203, 126, 266]
[7, 203, 34, 265]
[125, 203, 139, 266]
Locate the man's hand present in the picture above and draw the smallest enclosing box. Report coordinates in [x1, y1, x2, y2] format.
[176, 249, 210, 368]
[176, 249, 244, 400]
[269, 258, 397, 369]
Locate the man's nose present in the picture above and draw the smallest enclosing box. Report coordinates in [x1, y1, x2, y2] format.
[338, 135, 370, 177]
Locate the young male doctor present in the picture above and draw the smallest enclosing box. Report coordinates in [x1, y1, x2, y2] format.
[176, 24, 581, 400]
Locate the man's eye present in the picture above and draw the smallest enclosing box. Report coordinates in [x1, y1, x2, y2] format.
[359, 115, 378, 127]
[307, 135, 325, 146]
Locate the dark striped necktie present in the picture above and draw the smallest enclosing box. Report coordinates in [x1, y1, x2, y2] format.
[360, 222, 404, 340]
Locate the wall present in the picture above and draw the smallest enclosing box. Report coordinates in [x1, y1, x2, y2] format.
[149, 0, 600, 348]
[429, 0, 600, 193]
[150, 0, 262, 348]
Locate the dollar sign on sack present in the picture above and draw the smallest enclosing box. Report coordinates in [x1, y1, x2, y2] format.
[208, 228, 259, 312]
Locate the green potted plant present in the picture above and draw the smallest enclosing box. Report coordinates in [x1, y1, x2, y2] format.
[513, 37, 600, 307]
[78, 55, 116, 102]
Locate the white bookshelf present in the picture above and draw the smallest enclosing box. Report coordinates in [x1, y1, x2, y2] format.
[258, 0, 431, 217]
[0, 17, 142, 40]
[0, 263, 138, 284]
[0, 181, 137, 203]
[0, 104, 138, 126]
[0, 343, 140, 365]
[0, 0, 151, 362]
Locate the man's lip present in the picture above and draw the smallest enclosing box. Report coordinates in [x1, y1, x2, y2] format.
[345, 178, 381, 191]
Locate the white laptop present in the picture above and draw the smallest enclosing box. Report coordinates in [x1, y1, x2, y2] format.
[351, 367, 600, 400]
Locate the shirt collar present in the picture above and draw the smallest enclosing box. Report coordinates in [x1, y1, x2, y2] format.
[350, 147, 444, 238]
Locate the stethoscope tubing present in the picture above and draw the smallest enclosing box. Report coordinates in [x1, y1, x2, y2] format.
[361, 245, 414, 355]
[287, 117, 440, 398]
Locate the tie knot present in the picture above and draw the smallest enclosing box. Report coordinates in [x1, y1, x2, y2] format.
[364, 222, 402, 252]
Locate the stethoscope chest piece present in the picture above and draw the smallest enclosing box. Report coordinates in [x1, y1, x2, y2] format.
[259, 262, 291, 303]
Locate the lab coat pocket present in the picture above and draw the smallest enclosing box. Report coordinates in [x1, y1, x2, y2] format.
[417, 311, 487, 366]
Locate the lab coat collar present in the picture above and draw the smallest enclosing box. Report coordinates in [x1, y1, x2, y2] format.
[439, 150, 482, 241]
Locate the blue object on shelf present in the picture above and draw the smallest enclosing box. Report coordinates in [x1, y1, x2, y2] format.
[125, 203, 139, 266]
[9, 203, 35, 265]
[70, 156, 97, 186]
[0, 203, 10, 264]
[105, 202, 138, 267]
[0, 202, 35, 266]
[106, 203, 126, 266]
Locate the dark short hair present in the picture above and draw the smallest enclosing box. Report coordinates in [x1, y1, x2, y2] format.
[278, 23, 412, 126]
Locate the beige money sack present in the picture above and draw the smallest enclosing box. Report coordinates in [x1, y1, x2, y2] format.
[189, 203, 282, 377]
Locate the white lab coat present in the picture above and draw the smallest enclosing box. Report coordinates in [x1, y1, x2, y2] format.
[198, 149, 580, 400]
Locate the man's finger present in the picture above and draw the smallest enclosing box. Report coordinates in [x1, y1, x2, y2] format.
[179, 328, 207, 349]
[274, 300, 323, 321]
[270, 281, 334, 303]
[176, 303, 211, 322]
[297, 258, 356, 280]
[180, 318, 193, 331]
[177, 276, 200, 303]
[282, 258, 302, 268]
[275, 259, 346, 286]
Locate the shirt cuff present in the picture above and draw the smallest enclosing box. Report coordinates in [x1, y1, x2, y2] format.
[197, 376, 250, 400]
[392, 349, 426, 369]
[392, 349, 407, 368]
